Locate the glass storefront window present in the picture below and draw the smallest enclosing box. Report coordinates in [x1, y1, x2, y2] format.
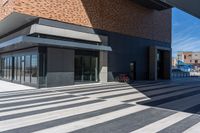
[14, 57, 17, 81]
[21, 56, 25, 83]
[25, 55, 31, 83]
[0, 52, 39, 86]
[17, 56, 21, 81]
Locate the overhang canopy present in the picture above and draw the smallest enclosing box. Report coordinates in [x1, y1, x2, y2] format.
[0, 13, 38, 37]
[135, 0, 200, 19]
[161, 0, 200, 19]
[134, 0, 172, 10]
[0, 36, 112, 52]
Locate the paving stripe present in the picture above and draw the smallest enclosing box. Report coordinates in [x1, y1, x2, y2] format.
[131, 82, 166, 88]
[0, 97, 96, 117]
[33, 105, 150, 133]
[81, 87, 134, 96]
[106, 93, 147, 102]
[158, 115, 200, 133]
[66, 85, 130, 94]
[126, 97, 151, 104]
[0, 99, 102, 121]
[136, 84, 182, 92]
[140, 87, 200, 106]
[0, 97, 88, 113]
[100, 91, 139, 99]
[184, 103, 200, 113]
[131, 112, 191, 133]
[0, 90, 53, 99]
[138, 83, 199, 92]
[0, 91, 66, 102]
[151, 85, 200, 98]
[54, 83, 127, 93]
[84, 88, 138, 98]
[158, 93, 200, 111]
[3, 104, 133, 133]
[0, 92, 73, 104]
[0, 94, 75, 108]
[59, 107, 175, 133]
[0, 100, 126, 132]
[183, 122, 200, 133]
[0, 83, 121, 97]
[141, 85, 200, 97]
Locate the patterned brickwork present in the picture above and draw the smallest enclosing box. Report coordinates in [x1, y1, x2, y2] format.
[0, 0, 171, 43]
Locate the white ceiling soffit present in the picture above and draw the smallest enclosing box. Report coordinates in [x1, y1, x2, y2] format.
[161, 0, 200, 19]
[30, 24, 108, 44]
[0, 12, 38, 37]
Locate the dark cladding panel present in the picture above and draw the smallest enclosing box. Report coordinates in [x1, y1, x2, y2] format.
[107, 31, 171, 80]
[46, 47, 75, 87]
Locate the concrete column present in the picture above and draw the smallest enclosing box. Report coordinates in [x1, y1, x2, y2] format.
[99, 51, 108, 83]
[46, 48, 75, 87]
[163, 50, 172, 79]
[149, 46, 157, 80]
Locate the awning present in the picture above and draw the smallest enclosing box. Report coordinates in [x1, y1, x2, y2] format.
[0, 36, 112, 52]
[0, 13, 38, 37]
[161, 0, 200, 19]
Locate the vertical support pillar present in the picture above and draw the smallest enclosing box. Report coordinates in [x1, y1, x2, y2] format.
[149, 46, 157, 80]
[163, 50, 172, 79]
[99, 51, 108, 83]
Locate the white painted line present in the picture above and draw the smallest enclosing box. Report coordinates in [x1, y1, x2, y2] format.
[148, 87, 200, 102]
[106, 93, 148, 102]
[0, 97, 95, 117]
[0, 96, 85, 111]
[55, 84, 128, 94]
[128, 97, 151, 104]
[183, 122, 200, 133]
[0, 91, 62, 102]
[34, 105, 149, 133]
[159, 93, 200, 111]
[0, 100, 124, 132]
[0, 92, 72, 104]
[83, 87, 137, 97]
[131, 112, 191, 133]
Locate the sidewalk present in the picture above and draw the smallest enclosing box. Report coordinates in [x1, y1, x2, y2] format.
[0, 80, 34, 93]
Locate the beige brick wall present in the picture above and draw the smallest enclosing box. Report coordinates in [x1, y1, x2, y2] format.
[0, 0, 171, 43]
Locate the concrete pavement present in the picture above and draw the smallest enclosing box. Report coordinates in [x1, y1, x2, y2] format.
[1, 79, 200, 132]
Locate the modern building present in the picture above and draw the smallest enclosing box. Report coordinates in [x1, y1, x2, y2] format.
[172, 57, 177, 68]
[0, 0, 172, 88]
[177, 52, 200, 65]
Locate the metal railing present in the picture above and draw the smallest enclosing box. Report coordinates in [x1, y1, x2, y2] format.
[172, 71, 200, 78]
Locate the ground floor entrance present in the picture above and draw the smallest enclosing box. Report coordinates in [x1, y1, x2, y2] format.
[75, 50, 99, 83]
[0, 47, 106, 88]
[157, 50, 164, 79]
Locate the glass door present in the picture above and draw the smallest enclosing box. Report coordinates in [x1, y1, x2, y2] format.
[75, 51, 99, 83]
[83, 56, 91, 81]
[157, 50, 164, 79]
[75, 55, 83, 81]
[91, 56, 98, 81]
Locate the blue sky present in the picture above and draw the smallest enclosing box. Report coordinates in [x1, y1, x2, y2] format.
[172, 8, 200, 57]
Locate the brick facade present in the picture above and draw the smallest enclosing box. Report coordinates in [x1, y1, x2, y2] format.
[0, 0, 171, 43]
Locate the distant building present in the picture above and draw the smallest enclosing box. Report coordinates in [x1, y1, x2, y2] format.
[172, 57, 177, 68]
[177, 52, 200, 71]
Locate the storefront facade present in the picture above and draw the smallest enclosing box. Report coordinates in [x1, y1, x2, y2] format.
[0, 0, 172, 88]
